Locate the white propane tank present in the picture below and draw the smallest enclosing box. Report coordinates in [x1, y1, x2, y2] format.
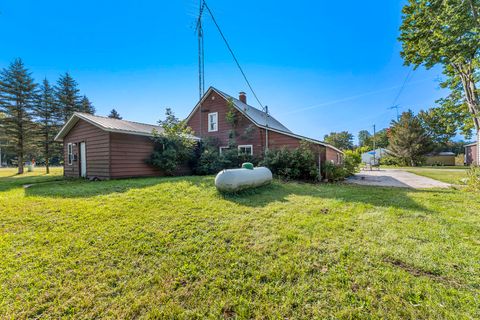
[215, 166, 273, 192]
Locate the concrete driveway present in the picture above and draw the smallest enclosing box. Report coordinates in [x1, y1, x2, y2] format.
[346, 169, 451, 189]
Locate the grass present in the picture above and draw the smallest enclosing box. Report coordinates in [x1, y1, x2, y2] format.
[0, 168, 479, 319]
[396, 166, 469, 184]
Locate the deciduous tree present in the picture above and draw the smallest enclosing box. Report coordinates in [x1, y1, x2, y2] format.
[357, 130, 372, 148]
[323, 131, 354, 150]
[400, 0, 480, 132]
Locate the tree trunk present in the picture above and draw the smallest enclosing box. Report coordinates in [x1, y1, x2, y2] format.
[453, 63, 480, 131]
[45, 131, 50, 174]
[18, 152, 23, 174]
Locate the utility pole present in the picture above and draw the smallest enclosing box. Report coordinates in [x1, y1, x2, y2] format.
[389, 105, 400, 121]
[196, 0, 205, 136]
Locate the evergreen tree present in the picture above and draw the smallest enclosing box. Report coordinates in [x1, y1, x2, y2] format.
[79, 95, 95, 114]
[108, 108, 122, 119]
[55, 72, 81, 122]
[0, 59, 37, 174]
[34, 79, 62, 174]
[388, 110, 433, 166]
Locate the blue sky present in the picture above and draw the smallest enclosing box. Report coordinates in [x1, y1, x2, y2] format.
[0, 0, 448, 142]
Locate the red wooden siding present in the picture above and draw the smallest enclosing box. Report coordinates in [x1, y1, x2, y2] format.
[63, 120, 110, 179]
[109, 133, 163, 178]
[187, 90, 343, 165]
[465, 144, 478, 165]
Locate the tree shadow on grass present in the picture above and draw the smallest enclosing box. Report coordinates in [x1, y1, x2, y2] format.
[24, 176, 213, 199]
[22, 175, 453, 212]
[0, 173, 64, 192]
[221, 180, 454, 212]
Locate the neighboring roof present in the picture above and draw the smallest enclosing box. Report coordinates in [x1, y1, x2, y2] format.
[361, 148, 391, 156]
[186, 87, 343, 154]
[437, 152, 456, 156]
[464, 142, 477, 147]
[54, 112, 200, 142]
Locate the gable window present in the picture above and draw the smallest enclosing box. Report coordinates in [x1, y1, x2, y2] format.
[67, 143, 73, 165]
[208, 112, 218, 132]
[238, 145, 253, 156]
[219, 146, 230, 154]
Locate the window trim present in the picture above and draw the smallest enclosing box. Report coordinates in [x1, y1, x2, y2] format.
[238, 144, 253, 156]
[208, 112, 218, 132]
[67, 143, 73, 165]
[219, 146, 230, 155]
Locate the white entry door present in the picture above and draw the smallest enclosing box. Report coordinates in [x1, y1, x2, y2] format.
[80, 142, 87, 178]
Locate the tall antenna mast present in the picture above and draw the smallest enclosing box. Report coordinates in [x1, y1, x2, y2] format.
[196, 0, 205, 100]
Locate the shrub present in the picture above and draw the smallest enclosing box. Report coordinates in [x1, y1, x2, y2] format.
[343, 150, 361, 176]
[193, 140, 257, 175]
[260, 143, 318, 181]
[148, 109, 196, 175]
[465, 166, 480, 192]
[380, 155, 404, 166]
[323, 162, 348, 182]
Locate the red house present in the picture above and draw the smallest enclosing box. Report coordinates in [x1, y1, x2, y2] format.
[186, 87, 343, 164]
[55, 87, 343, 179]
[54, 112, 199, 179]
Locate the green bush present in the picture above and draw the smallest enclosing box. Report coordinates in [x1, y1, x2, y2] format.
[260, 143, 318, 181]
[323, 162, 348, 182]
[343, 150, 361, 176]
[193, 141, 256, 175]
[380, 155, 404, 166]
[148, 109, 196, 175]
[465, 166, 480, 192]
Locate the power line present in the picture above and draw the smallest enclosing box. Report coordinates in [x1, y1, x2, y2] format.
[388, 68, 413, 118]
[202, 1, 265, 111]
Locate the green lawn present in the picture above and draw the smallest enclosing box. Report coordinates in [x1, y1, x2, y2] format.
[0, 168, 479, 319]
[398, 166, 469, 184]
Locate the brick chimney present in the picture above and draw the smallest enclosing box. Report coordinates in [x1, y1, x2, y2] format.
[239, 92, 247, 104]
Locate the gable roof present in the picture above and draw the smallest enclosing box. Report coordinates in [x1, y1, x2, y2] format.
[186, 87, 343, 154]
[186, 87, 291, 133]
[54, 112, 200, 142]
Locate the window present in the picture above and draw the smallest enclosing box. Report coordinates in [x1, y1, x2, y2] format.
[67, 143, 73, 165]
[208, 112, 218, 132]
[238, 145, 253, 156]
[219, 146, 230, 154]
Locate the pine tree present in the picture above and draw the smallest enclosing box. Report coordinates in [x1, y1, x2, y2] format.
[388, 110, 433, 166]
[79, 95, 95, 114]
[34, 79, 62, 174]
[55, 72, 81, 122]
[108, 108, 122, 119]
[0, 59, 37, 174]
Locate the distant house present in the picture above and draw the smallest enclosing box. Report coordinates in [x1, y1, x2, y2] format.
[186, 87, 343, 164]
[54, 112, 199, 179]
[361, 148, 390, 165]
[425, 152, 456, 166]
[464, 129, 479, 166]
[465, 142, 478, 165]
